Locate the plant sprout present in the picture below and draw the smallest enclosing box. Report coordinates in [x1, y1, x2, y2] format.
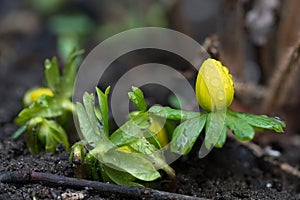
[13, 49, 84, 154]
[70, 87, 175, 186]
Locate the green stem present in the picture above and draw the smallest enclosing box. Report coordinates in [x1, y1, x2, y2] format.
[62, 99, 76, 114]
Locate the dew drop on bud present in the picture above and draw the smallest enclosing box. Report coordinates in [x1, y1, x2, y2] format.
[217, 90, 225, 101]
[211, 78, 220, 87]
[224, 83, 228, 89]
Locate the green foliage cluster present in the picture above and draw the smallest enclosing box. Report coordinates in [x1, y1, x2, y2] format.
[70, 86, 285, 186]
[14, 50, 285, 186]
[71, 87, 175, 186]
[13, 49, 84, 154]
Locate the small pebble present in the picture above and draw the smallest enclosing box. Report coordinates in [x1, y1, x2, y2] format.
[264, 146, 281, 157]
[266, 182, 272, 188]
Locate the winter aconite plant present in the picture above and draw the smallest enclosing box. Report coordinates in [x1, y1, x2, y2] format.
[69, 87, 175, 186]
[14, 52, 285, 187]
[70, 59, 285, 186]
[13, 49, 84, 154]
[155, 58, 285, 155]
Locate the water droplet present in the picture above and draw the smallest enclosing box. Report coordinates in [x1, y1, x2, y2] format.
[97, 121, 103, 128]
[217, 90, 225, 101]
[274, 116, 282, 121]
[224, 83, 228, 89]
[207, 66, 214, 72]
[211, 78, 220, 87]
[273, 116, 285, 126]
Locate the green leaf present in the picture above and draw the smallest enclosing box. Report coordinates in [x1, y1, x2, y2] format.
[170, 115, 206, 155]
[96, 87, 110, 136]
[76, 93, 100, 147]
[24, 118, 69, 154]
[69, 141, 86, 163]
[110, 112, 150, 147]
[101, 149, 161, 181]
[102, 165, 142, 186]
[25, 118, 43, 154]
[59, 49, 84, 98]
[129, 137, 158, 155]
[128, 86, 147, 112]
[204, 112, 227, 149]
[226, 113, 255, 142]
[12, 126, 26, 139]
[38, 119, 69, 152]
[143, 129, 162, 150]
[77, 92, 112, 150]
[129, 137, 175, 179]
[82, 93, 100, 135]
[228, 109, 285, 132]
[84, 153, 101, 180]
[214, 125, 227, 148]
[15, 95, 63, 125]
[45, 57, 60, 94]
[148, 106, 199, 121]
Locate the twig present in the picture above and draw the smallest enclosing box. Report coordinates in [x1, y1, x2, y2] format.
[262, 39, 300, 113]
[228, 134, 300, 178]
[202, 35, 221, 60]
[0, 170, 206, 200]
[276, 0, 300, 57]
[266, 158, 300, 178]
[234, 79, 266, 105]
[276, 51, 300, 107]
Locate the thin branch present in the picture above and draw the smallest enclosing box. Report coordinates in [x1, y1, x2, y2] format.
[276, 55, 300, 107]
[228, 133, 300, 178]
[234, 79, 266, 105]
[276, 0, 300, 57]
[262, 39, 300, 113]
[0, 170, 206, 200]
[202, 34, 221, 60]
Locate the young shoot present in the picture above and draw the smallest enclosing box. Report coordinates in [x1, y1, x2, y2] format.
[13, 49, 84, 154]
[70, 86, 175, 186]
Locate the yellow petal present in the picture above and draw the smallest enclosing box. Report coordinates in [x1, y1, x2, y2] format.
[117, 145, 134, 153]
[23, 87, 54, 107]
[195, 58, 235, 112]
[149, 118, 169, 147]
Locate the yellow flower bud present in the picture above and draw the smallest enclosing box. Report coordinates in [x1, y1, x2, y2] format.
[195, 58, 235, 112]
[117, 145, 134, 153]
[23, 87, 54, 107]
[149, 118, 168, 147]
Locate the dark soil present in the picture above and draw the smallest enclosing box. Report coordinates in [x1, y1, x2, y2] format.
[1, 129, 300, 199]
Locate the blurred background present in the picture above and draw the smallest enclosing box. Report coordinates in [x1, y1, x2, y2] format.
[0, 0, 299, 145]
